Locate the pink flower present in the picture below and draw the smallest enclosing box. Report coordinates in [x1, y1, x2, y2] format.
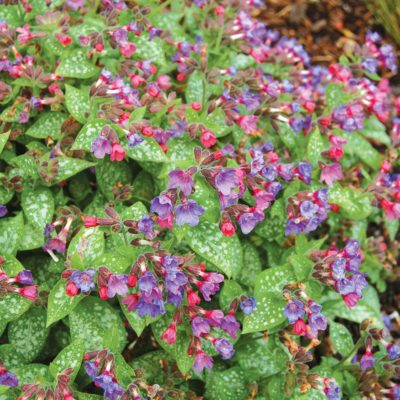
[320, 162, 343, 185]
[110, 143, 126, 162]
[19, 285, 38, 301]
[200, 130, 216, 148]
[381, 199, 400, 220]
[236, 115, 259, 133]
[161, 322, 177, 344]
[119, 43, 136, 58]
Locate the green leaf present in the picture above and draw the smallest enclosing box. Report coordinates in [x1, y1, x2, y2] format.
[307, 128, 325, 165]
[174, 326, 194, 375]
[220, 281, 243, 312]
[72, 119, 109, 151]
[125, 136, 166, 162]
[128, 106, 147, 123]
[360, 116, 391, 146]
[46, 279, 84, 327]
[56, 50, 99, 79]
[0, 213, 24, 255]
[65, 85, 90, 124]
[118, 297, 146, 336]
[180, 220, 243, 278]
[49, 339, 84, 382]
[205, 367, 249, 400]
[67, 227, 105, 266]
[21, 187, 54, 229]
[329, 321, 354, 356]
[91, 253, 131, 273]
[237, 242, 262, 288]
[96, 158, 133, 200]
[14, 364, 51, 385]
[322, 286, 383, 328]
[234, 337, 287, 379]
[385, 218, 399, 241]
[191, 176, 220, 223]
[325, 84, 355, 110]
[69, 297, 127, 352]
[204, 108, 231, 138]
[8, 307, 49, 363]
[18, 223, 44, 251]
[328, 183, 372, 220]
[114, 353, 135, 387]
[243, 265, 296, 333]
[25, 112, 66, 139]
[343, 132, 382, 170]
[186, 70, 206, 104]
[53, 157, 94, 184]
[0, 131, 9, 154]
[133, 36, 165, 65]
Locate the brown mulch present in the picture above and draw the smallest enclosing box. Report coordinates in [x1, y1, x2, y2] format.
[256, 0, 392, 65]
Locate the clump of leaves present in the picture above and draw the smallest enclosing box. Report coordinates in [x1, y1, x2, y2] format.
[0, 1, 399, 399]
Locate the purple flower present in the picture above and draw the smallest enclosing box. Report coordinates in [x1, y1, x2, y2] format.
[220, 314, 240, 338]
[387, 344, 400, 360]
[191, 317, 211, 337]
[360, 352, 375, 371]
[138, 271, 157, 293]
[214, 338, 235, 360]
[94, 373, 125, 400]
[84, 361, 98, 379]
[331, 258, 346, 279]
[0, 205, 7, 218]
[297, 162, 312, 184]
[324, 379, 341, 400]
[150, 195, 173, 219]
[0, 369, 18, 387]
[344, 239, 360, 257]
[193, 351, 213, 372]
[70, 269, 96, 293]
[168, 170, 194, 196]
[165, 270, 188, 295]
[91, 136, 112, 159]
[308, 301, 322, 314]
[215, 169, 238, 195]
[240, 297, 256, 315]
[128, 133, 144, 147]
[320, 162, 343, 185]
[175, 200, 204, 227]
[238, 211, 264, 234]
[289, 116, 304, 134]
[299, 200, 318, 219]
[16, 270, 33, 285]
[250, 150, 264, 175]
[308, 312, 327, 336]
[138, 215, 156, 240]
[107, 274, 129, 298]
[162, 255, 180, 270]
[284, 300, 305, 324]
[285, 218, 306, 236]
[136, 287, 165, 318]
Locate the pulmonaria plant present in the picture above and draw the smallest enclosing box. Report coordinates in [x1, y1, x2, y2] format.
[0, 0, 399, 399]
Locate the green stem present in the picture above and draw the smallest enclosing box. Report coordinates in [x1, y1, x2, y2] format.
[335, 336, 365, 369]
[122, 227, 129, 246]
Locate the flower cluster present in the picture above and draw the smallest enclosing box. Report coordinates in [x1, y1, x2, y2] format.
[370, 161, 400, 220]
[16, 368, 75, 400]
[92, 126, 126, 161]
[283, 286, 327, 338]
[311, 239, 367, 308]
[285, 189, 330, 235]
[0, 259, 37, 302]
